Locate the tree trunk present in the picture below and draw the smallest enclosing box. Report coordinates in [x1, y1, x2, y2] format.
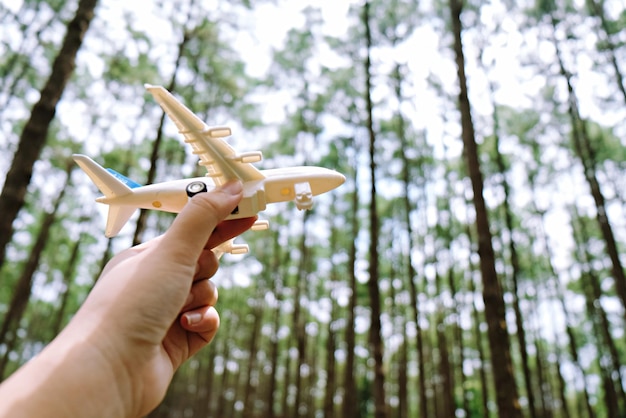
[571, 208, 626, 414]
[393, 61, 429, 418]
[363, 3, 387, 417]
[292, 211, 311, 418]
[550, 339, 572, 418]
[463, 219, 492, 418]
[132, 21, 191, 245]
[243, 302, 263, 416]
[266, 233, 283, 418]
[531, 335, 553, 418]
[215, 322, 237, 418]
[549, 14, 626, 320]
[449, 0, 521, 416]
[323, 223, 339, 418]
[435, 271, 455, 418]
[342, 162, 360, 418]
[491, 99, 537, 418]
[448, 268, 471, 418]
[585, 0, 626, 105]
[0, 0, 98, 275]
[529, 170, 595, 418]
[0, 162, 73, 379]
[50, 235, 82, 335]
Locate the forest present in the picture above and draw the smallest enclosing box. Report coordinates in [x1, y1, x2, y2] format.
[1, 0, 625, 417]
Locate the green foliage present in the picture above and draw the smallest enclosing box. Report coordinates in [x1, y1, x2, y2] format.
[105, 52, 160, 85]
[584, 119, 626, 164]
[3, 1, 626, 417]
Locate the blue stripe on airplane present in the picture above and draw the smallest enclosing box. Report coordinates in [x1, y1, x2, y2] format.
[106, 168, 142, 189]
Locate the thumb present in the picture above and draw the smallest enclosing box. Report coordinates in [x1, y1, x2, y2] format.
[158, 181, 243, 263]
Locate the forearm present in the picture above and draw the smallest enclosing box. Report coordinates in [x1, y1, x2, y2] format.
[0, 319, 134, 418]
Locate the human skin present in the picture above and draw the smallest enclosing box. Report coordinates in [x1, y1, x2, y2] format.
[0, 181, 256, 418]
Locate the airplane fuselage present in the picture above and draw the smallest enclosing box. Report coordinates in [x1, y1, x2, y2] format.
[96, 166, 344, 219]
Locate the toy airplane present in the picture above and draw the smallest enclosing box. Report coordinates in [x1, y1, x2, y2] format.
[73, 84, 345, 255]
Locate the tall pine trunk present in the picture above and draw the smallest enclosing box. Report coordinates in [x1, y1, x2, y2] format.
[549, 14, 626, 319]
[585, 0, 626, 105]
[0, 162, 73, 378]
[435, 271, 455, 418]
[363, 3, 387, 417]
[342, 161, 360, 418]
[323, 216, 340, 418]
[242, 301, 264, 415]
[491, 100, 537, 418]
[393, 61, 429, 418]
[292, 211, 311, 418]
[132, 9, 193, 245]
[265, 233, 284, 418]
[529, 164, 595, 418]
[571, 208, 626, 414]
[50, 234, 83, 334]
[448, 0, 521, 416]
[0, 0, 98, 274]
[448, 269, 471, 418]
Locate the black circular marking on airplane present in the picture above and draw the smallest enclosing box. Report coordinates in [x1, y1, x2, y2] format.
[186, 181, 208, 197]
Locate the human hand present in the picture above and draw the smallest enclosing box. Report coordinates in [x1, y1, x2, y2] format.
[0, 181, 256, 418]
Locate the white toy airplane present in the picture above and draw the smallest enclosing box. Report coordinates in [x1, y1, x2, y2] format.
[73, 84, 345, 255]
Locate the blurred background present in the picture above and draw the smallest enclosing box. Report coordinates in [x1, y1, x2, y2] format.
[0, 0, 625, 417]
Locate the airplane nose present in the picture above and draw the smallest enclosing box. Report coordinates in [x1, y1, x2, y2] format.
[321, 169, 346, 192]
[331, 171, 346, 189]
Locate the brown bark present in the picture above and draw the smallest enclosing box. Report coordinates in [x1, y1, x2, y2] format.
[50, 235, 82, 335]
[132, 25, 191, 245]
[571, 209, 626, 414]
[342, 163, 360, 418]
[323, 223, 339, 418]
[243, 303, 264, 415]
[549, 14, 626, 321]
[292, 211, 311, 418]
[435, 272, 455, 418]
[585, 0, 626, 105]
[0, 0, 98, 275]
[393, 61, 429, 418]
[266, 234, 284, 418]
[363, 3, 387, 417]
[529, 171, 595, 418]
[491, 99, 537, 418]
[0, 162, 73, 379]
[467, 267, 491, 418]
[448, 269, 471, 418]
[449, 0, 521, 416]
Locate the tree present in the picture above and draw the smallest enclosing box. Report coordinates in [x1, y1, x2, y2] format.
[448, 0, 522, 416]
[0, 0, 99, 274]
[0, 161, 74, 378]
[585, 0, 626, 106]
[362, 3, 388, 417]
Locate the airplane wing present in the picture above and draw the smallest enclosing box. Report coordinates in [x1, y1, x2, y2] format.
[145, 84, 265, 186]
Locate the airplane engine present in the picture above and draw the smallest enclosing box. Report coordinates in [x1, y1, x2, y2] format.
[186, 181, 208, 197]
[294, 182, 313, 210]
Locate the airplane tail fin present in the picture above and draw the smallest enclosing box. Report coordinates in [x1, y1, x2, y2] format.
[72, 154, 137, 237]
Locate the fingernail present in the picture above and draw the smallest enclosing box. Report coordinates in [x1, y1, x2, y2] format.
[220, 181, 243, 196]
[184, 312, 202, 325]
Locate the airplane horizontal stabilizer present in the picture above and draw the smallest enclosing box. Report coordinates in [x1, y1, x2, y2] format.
[213, 238, 249, 259]
[105, 205, 136, 238]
